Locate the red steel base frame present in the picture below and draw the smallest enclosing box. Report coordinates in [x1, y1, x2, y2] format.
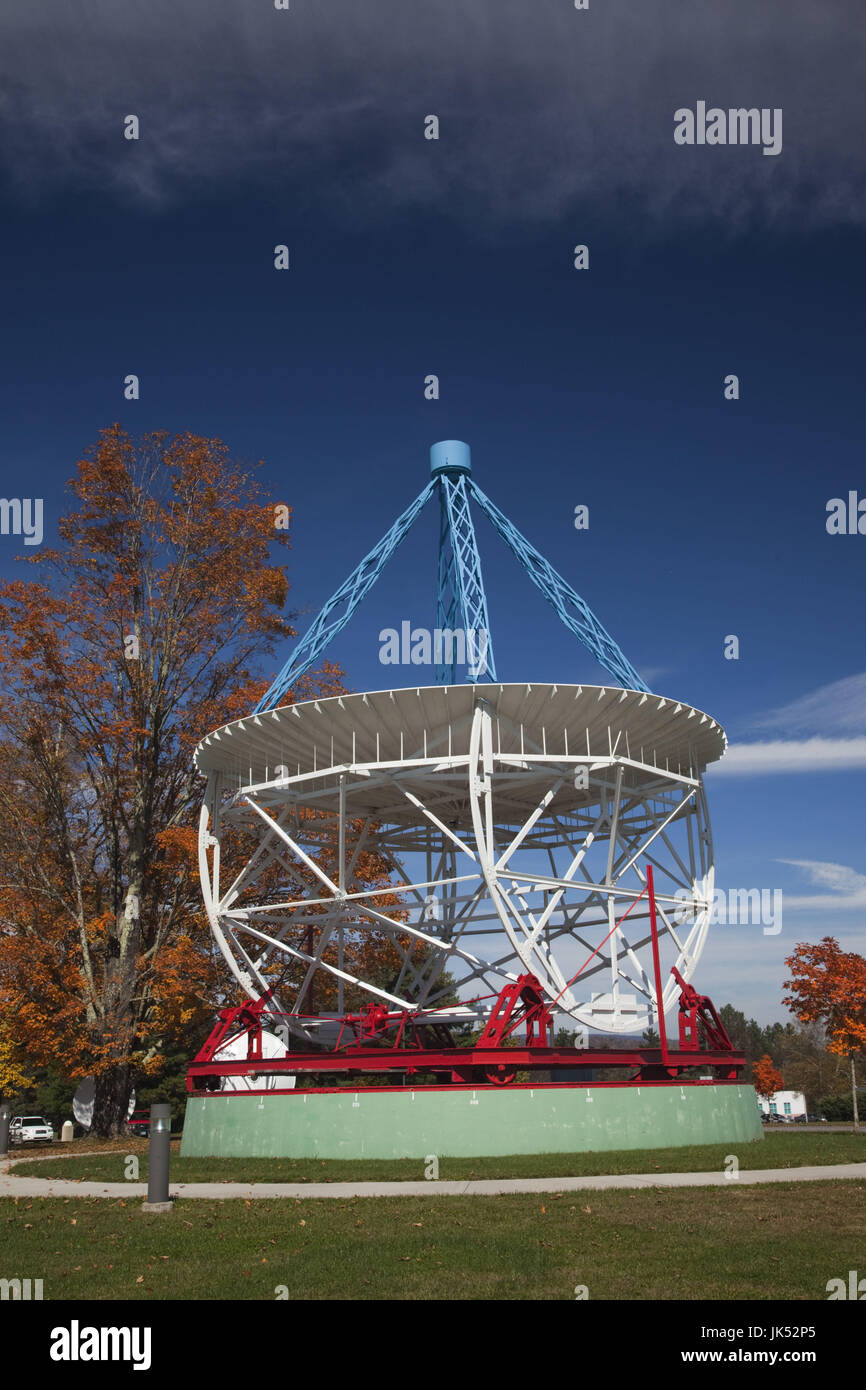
[187, 971, 745, 1095]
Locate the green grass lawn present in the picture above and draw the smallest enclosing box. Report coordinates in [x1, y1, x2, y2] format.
[2, 1180, 864, 1300]
[10, 1131, 866, 1184]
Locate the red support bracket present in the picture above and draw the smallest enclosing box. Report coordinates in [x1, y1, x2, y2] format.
[477, 974, 553, 1049]
[193, 990, 273, 1073]
[670, 966, 734, 1053]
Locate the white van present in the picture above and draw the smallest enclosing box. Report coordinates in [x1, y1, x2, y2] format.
[9, 1116, 54, 1145]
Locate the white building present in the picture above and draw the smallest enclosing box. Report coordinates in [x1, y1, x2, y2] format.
[757, 1089, 807, 1119]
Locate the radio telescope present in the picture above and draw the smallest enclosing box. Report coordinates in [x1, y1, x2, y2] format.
[196, 442, 724, 1043]
[185, 441, 756, 1161]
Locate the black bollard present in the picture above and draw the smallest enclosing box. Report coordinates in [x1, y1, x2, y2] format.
[141, 1102, 173, 1213]
[0, 1104, 10, 1159]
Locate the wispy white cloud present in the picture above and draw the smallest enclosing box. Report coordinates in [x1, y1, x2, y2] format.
[0, 1, 863, 229]
[754, 673, 866, 737]
[717, 673, 866, 774]
[709, 736, 866, 775]
[774, 859, 866, 912]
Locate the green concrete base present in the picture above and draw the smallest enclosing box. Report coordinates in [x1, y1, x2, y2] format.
[181, 1083, 763, 1159]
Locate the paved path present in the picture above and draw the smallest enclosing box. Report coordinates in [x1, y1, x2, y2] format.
[2, 1155, 865, 1201]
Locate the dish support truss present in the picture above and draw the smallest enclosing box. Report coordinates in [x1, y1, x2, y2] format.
[253, 441, 648, 712]
[198, 701, 715, 1042]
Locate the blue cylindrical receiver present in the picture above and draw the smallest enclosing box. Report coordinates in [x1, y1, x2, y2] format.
[430, 440, 471, 477]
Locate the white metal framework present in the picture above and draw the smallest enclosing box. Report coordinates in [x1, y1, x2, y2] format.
[196, 684, 725, 1039]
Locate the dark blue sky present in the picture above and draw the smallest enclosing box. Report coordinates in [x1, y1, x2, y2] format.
[1, 0, 864, 1022]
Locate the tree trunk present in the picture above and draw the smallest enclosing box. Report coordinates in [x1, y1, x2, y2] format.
[92, 1062, 134, 1138]
[92, 869, 145, 1136]
[852, 1053, 860, 1132]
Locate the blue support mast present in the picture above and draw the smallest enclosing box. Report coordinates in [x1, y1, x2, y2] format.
[254, 440, 648, 713]
[431, 442, 497, 683]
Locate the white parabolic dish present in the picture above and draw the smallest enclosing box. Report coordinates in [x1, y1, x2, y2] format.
[196, 684, 726, 1036]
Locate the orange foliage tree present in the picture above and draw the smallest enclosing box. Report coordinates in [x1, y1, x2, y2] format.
[0, 424, 373, 1133]
[783, 937, 866, 1130]
[752, 1054, 784, 1102]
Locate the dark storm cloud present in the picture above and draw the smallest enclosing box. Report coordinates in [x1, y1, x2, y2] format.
[0, 0, 863, 226]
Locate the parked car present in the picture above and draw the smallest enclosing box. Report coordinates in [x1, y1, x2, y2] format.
[9, 1116, 54, 1145]
[125, 1110, 150, 1138]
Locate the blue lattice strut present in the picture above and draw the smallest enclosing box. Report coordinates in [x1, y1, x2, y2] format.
[468, 480, 648, 694]
[253, 440, 649, 713]
[432, 442, 497, 683]
[254, 481, 435, 712]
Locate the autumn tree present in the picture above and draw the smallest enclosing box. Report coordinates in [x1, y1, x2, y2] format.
[783, 937, 866, 1131]
[752, 1054, 784, 1103]
[0, 424, 357, 1134]
[0, 1018, 34, 1104]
